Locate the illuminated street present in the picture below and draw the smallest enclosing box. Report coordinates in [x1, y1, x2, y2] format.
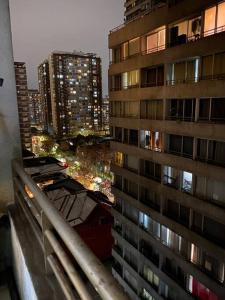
[32, 135, 115, 202]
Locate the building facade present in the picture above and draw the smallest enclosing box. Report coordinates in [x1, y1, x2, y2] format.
[124, 0, 166, 23]
[28, 89, 43, 129]
[38, 60, 52, 132]
[109, 1, 225, 299]
[14, 62, 31, 150]
[44, 51, 102, 137]
[102, 96, 110, 134]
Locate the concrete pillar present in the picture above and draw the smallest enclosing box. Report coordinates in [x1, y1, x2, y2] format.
[0, 0, 21, 213]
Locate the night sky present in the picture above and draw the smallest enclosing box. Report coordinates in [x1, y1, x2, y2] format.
[9, 0, 124, 95]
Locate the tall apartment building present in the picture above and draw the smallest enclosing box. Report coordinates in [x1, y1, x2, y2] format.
[109, 1, 225, 300]
[28, 89, 44, 129]
[14, 62, 32, 150]
[124, 0, 167, 23]
[40, 51, 102, 136]
[102, 96, 110, 134]
[38, 60, 52, 131]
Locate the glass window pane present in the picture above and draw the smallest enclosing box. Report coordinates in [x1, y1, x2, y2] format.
[147, 33, 158, 53]
[204, 6, 216, 36]
[129, 37, 140, 56]
[217, 2, 225, 30]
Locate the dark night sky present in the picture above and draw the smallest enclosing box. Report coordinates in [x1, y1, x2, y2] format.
[9, 0, 124, 95]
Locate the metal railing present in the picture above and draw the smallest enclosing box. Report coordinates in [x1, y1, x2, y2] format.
[12, 160, 130, 300]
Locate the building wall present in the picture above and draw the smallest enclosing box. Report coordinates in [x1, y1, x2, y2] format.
[0, 0, 21, 212]
[38, 61, 52, 132]
[14, 62, 32, 150]
[48, 52, 102, 137]
[28, 89, 43, 129]
[109, 0, 225, 299]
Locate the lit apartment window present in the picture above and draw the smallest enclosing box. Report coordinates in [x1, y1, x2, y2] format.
[143, 265, 159, 291]
[142, 26, 166, 54]
[187, 275, 220, 300]
[141, 288, 155, 300]
[139, 212, 160, 239]
[167, 98, 196, 121]
[114, 152, 124, 167]
[140, 99, 163, 120]
[204, 1, 225, 36]
[140, 130, 162, 151]
[122, 69, 139, 89]
[163, 166, 179, 189]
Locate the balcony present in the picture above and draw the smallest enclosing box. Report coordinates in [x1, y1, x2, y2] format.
[0, 160, 130, 300]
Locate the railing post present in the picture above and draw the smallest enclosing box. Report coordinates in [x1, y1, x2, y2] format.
[41, 211, 54, 274]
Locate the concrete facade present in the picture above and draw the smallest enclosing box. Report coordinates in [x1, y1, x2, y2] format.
[109, 1, 225, 299]
[0, 0, 21, 213]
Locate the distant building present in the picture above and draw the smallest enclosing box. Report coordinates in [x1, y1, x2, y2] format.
[14, 62, 32, 150]
[38, 60, 52, 131]
[39, 51, 102, 136]
[102, 96, 110, 133]
[124, 0, 166, 23]
[28, 89, 43, 129]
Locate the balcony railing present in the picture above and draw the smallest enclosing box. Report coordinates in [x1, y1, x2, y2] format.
[12, 160, 129, 300]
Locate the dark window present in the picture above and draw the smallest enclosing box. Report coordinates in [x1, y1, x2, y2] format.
[204, 217, 225, 247]
[180, 205, 190, 226]
[199, 98, 210, 121]
[211, 98, 225, 121]
[183, 136, 193, 157]
[123, 128, 129, 144]
[115, 127, 122, 142]
[169, 135, 182, 153]
[129, 129, 138, 146]
[192, 212, 202, 233]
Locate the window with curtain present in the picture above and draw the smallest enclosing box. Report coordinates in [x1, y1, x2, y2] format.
[217, 1, 225, 31]
[201, 55, 213, 79]
[144, 26, 166, 54]
[129, 37, 140, 56]
[211, 98, 225, 121]
[208, 140, 225, 165]
[114, 152, 124, 167]
[121, 42, 129, 60]
[174, 62, 186, 82]
[124, 101, 139, 117]
[204, 6, 216, 35]
[169, 134, 182, 153]
[214, 52, 225, 77]
[128, 70, 139, 87]
[122, 72, 128, 89]
[147, 33, 158, 53]
[206, 178, 225, 206]
[199, 98, 210, 120]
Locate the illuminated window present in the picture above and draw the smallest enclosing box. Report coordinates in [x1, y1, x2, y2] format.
[204, 2, 225, 36]
[143, 26, 166, 54]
